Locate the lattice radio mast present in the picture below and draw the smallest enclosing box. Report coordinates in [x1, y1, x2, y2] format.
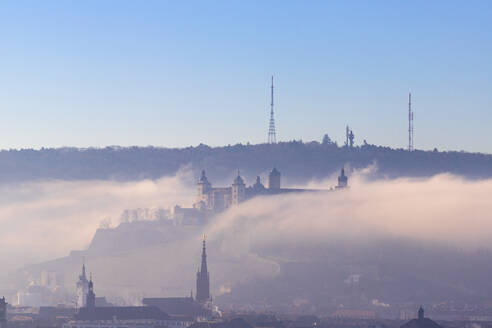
[408, 92, 414, 151]
[268, 76, 277, 144]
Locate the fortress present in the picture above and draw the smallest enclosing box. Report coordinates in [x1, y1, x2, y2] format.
[173, 168, 348, 223]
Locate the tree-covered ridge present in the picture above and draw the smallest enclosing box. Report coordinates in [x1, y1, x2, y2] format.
[0, 140, 491, 183]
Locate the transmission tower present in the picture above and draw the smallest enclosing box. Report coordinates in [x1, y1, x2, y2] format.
[408, 92, 414, 151]
[268, 76, 277, 144]
[345, 125, 354, 148]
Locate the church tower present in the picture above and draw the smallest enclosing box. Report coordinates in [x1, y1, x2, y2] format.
[418, 306, 424, 320]
[86, 274, 96, 309]
[196, 236, 210, 303]
[0, 297, 7, 328]
[76, 262, 89, 308]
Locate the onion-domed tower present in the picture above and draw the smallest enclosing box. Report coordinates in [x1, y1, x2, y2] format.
[196, 170, 212, 208]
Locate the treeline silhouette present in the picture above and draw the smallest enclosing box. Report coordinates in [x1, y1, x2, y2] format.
[0, 140, 491, 183]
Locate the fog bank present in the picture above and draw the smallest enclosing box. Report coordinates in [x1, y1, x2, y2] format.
[4, 169, 492, 305]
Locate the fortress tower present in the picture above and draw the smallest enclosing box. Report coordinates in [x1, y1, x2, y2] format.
[196, 236, 210, 303]
[196, 170, 211, 208]
[232, 172, 246, 205]
[268, 168, 281, 189]
[337, 168, 348, 189]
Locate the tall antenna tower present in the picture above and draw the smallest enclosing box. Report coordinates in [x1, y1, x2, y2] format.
[408, 92, 414, 151]
[345, 125, 354, 148]
[268, 76, 277, 144]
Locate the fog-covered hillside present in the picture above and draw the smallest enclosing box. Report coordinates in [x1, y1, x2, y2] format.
[23, 218, 492, 314]
[0, 141, 491, 183]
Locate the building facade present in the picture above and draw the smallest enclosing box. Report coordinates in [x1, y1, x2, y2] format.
[67, 273, 192, 328]
[192, 167, 348, 213]
[63, 306, 191, 328]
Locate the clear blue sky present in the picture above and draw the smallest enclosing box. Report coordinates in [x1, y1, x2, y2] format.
[1, 1, 491, 152]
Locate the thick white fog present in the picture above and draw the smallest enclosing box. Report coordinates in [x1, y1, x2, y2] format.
[209, 171, 492, 252]
[0, 168, 194, 274]
[2, 167, 492, 303]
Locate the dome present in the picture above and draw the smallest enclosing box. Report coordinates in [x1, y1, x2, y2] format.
[233, 174, 244, 185]
[199, 170, 209, 183]
[400, 318, 442, 328]
[400, 308, 442, 328]
[253, 176, 265, 190]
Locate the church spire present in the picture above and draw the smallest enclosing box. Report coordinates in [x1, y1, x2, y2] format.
[81, 260, 87, 280]
[196, 234, 210, 303]
[200, 234, 208, 276]
[86, 273, 95, 309]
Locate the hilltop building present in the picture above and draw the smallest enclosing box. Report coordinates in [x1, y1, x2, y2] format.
[174, 167, 349, 223]
[174, 168, 348, 218]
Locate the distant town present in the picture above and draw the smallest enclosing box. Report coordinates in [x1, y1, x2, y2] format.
[0, 230, 456, 328]
[0, 232, 480, 328]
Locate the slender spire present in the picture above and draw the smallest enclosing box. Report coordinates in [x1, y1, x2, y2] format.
[201, 235, 208, 274]
[88, 272, 93, 291]
[86, 272, 96, 309]
[81, 259, 87, 281]
[196, 234, 210, 303]
[408, 92, 414, 151]
[268, 76, 277, 144]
